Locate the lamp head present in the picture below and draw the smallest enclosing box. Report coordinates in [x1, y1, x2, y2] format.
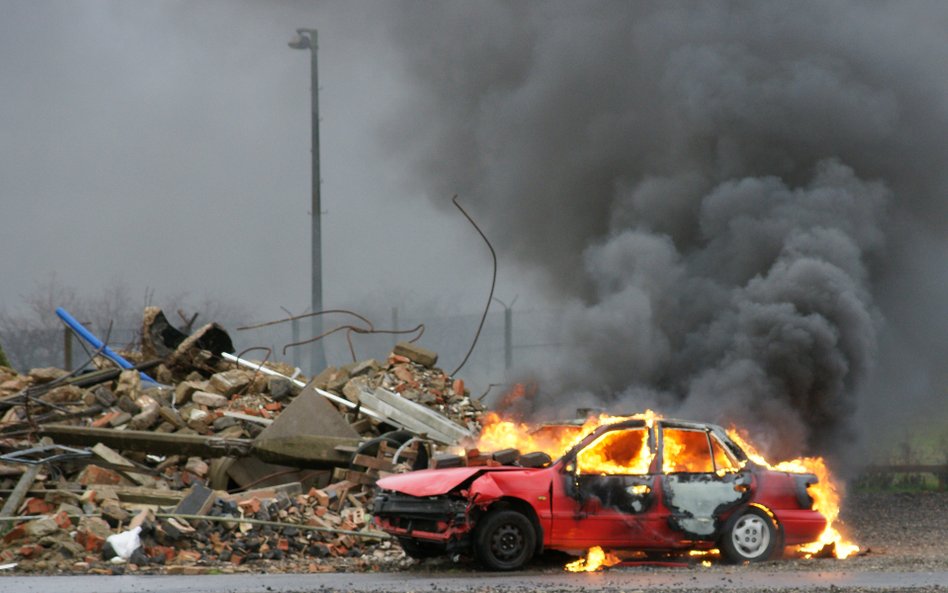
[288, 32, 311, 50]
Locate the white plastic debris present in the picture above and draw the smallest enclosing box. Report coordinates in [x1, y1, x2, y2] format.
[105, 525, 142, 560]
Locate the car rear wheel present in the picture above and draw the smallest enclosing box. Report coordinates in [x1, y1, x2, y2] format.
[721, 506, 779, 563]
[474, 509, 536, 571]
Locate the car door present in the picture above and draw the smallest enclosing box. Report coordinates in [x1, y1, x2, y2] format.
[550, 425, 660, 548]
[658, 423, 752, 540]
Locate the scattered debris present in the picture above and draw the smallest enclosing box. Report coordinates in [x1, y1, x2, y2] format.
[0, 307, 487, 574]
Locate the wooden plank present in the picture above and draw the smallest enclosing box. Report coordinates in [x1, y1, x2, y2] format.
[342, 470, 377, 487]
[0, 464, 41, 528]
[222, 411, 273, 426]
[91, 443, 157, 487]
[39, 425, 254, 458]
[0, 437, 50, 528]
[111, 486, 184, 506]
[352, 454, 396, 472]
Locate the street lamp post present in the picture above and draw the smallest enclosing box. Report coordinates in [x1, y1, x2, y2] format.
[288, 28, 326, 374]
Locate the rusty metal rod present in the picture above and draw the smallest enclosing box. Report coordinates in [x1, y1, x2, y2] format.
[155, 512, 391, 540]
[449, 195, 497, 377]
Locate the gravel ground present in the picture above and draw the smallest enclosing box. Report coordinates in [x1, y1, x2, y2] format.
[2, 490, 945, 593]
[402, 490, 948, 573]
[830, 490, 948, 571]
[394, 489, 948, 593]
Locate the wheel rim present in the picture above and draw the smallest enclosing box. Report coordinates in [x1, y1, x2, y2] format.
[731, 514, 770, 559]
[490, 523, 525, 561]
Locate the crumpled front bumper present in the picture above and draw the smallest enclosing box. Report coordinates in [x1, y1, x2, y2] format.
[372, 491, 472, 550]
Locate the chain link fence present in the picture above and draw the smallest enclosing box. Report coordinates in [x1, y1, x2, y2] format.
[1, 308, 568, 399]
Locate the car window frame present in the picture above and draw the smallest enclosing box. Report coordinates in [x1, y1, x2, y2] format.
[660, 426, 716, 474]
[573, 425, 655, 476]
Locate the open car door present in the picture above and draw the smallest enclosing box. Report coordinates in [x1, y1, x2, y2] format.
[658, 422, 752, 540]
[550, 424, 661, 548]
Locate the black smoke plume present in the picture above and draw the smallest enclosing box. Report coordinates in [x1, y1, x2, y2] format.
[383, 2, 948, 460]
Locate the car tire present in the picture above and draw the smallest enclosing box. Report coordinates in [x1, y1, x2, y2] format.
[474, 509, 536, 571]
[720, 506, 779, 563]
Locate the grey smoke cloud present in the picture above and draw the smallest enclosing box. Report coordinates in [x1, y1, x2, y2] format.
[384, 1, 948, 458]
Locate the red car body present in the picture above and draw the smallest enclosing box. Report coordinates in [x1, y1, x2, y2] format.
[373, 418, 827, 570]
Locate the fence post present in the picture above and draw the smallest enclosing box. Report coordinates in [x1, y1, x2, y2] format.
[63, 327, 73, 370]
[391, 307, 399, 350]
[291, 318, 301, 370]
[504, 306, 512, 371]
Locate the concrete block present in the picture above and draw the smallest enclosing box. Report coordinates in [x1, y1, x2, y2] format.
[192, 391, 229, 408]
[393, 342, 438, 368]
[209, 369, 251, 397]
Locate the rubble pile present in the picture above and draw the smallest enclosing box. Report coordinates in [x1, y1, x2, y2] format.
[0, 308, 485, 574]
[311, 341, 484, 436]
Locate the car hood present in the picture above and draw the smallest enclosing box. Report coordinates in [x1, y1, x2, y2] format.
[376, 466, 530, 498]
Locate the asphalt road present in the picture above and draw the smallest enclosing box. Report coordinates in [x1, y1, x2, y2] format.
[2, 568, 947, 593]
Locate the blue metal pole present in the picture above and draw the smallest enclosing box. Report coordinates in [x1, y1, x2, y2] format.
[55, 307, 158, 384]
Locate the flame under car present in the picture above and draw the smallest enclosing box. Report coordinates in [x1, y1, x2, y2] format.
[373, 418, 827, 570]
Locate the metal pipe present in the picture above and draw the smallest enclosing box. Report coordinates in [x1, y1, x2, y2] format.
[221, 352, 387, 423]
[54, 307, 157, 384]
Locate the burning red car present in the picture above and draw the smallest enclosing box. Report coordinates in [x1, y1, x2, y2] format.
[373, 417, 828, 570]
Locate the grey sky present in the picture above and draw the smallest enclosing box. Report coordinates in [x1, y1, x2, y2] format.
[0, 1, 531, 322]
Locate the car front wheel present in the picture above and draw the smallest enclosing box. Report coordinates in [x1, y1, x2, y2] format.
[474, 509, 536, 571]
[721, 506, 779, 563]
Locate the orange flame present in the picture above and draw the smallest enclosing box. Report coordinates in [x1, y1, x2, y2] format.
[577, 426, 653, 475]
[565, 546, 622, 572]
[726, 428, 859, 559]
[475, 410, 658, 460]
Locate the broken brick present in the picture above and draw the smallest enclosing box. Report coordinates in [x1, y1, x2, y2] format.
[20, 497, 52, 515]
[77, 464, 124, 486]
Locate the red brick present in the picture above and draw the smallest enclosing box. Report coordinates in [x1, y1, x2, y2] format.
[309, 488, 330, 507]
[20, 497, 53, 515]
[53, 510, 73, 530]
[18, 544, 42, 558]
[92, 411, 120, 428]
[2, 524, 26, 544]
[145, 545, 175, 563]
[77, 464, 123, 486]
[76, 531, 105, 553]
[174, 549, 202, 564]
[237, 498, 261, 514]
[393, 366, 415, 383]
